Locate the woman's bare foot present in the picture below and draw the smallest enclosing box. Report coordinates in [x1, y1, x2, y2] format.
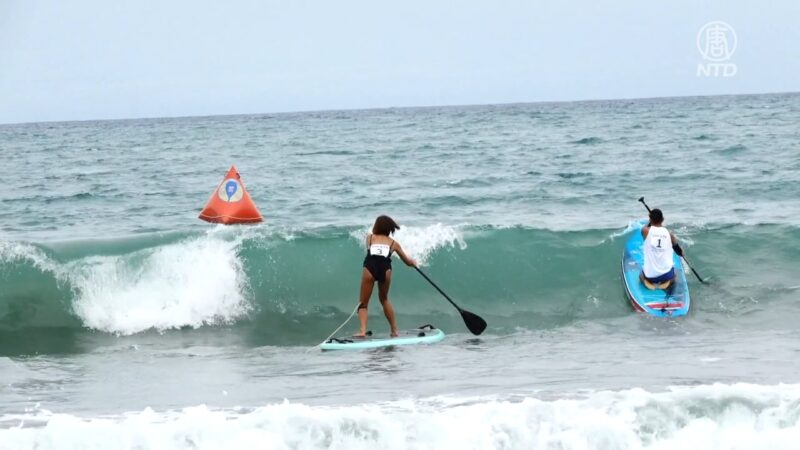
[390, 330, 399, 337]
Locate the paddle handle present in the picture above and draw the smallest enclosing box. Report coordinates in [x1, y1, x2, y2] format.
[415, 267, 462, 312]
[638, 197, 652, 213]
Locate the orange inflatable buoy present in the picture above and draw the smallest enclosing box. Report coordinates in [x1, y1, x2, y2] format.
[198, 166, 263, 224]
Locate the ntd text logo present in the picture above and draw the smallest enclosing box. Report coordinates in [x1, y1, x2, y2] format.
[697, 21, 737, 77]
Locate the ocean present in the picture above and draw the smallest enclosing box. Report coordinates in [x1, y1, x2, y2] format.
[1, 93, 799, 449]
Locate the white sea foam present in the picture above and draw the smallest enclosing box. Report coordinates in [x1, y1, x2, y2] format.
[351, 223, 467, 265]
[607, 218, 647, 241]
[3, 383, 800, 450]
[1, 231, 253, 335]
[69, 230, 251, 335]
[0, 240, 64, 278]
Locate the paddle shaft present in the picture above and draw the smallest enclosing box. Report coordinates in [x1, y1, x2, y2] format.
[415, 267, 463, 312]
[638, 197, 705, 283]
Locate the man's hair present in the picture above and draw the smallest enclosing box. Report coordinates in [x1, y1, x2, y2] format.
[649, 208, 664, 224]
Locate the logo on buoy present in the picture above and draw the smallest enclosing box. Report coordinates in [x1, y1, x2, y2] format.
[218, 179, 244, 202]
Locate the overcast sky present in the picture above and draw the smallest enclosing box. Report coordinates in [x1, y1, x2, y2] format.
[1, 0, 798, 124]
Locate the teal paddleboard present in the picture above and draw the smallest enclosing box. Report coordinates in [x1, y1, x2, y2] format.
[320, 325, 445, 351]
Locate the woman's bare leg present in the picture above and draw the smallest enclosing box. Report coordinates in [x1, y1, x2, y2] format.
[378, 270, 398, 337]
[356, 268, 374, 337]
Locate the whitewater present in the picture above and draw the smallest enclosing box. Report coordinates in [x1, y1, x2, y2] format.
[1, 93, 799, 449]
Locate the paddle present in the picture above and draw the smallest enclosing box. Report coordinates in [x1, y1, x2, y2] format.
[638, 197, 706, 284]
[415, 267, 487, 335]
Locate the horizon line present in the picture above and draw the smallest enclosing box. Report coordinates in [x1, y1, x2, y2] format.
[1, 89, 798, 127]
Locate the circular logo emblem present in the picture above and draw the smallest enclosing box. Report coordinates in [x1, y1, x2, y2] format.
[697, 21, 737, 62]
[218, 179, 244, 202]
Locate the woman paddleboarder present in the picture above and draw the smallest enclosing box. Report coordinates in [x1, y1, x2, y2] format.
[356, 215, 417, 337]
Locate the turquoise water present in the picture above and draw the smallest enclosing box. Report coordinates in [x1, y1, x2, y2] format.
[1, 93, 800, 448]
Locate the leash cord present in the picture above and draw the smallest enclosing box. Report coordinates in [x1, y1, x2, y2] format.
[309, 303, 360, 351]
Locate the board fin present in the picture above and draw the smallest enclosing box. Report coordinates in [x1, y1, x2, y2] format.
[198, 166, 263, 225]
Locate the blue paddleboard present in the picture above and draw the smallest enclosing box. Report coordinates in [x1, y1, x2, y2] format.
[320, 325, 445, 351]
[621, 219, 691, 317]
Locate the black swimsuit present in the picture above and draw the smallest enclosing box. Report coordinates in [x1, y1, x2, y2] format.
[363, 235, 393, 283]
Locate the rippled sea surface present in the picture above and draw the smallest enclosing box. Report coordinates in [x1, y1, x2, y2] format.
[1, 93, 799, 449]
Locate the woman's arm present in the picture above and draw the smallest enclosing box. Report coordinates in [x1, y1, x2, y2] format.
[392, 242, 417, 267]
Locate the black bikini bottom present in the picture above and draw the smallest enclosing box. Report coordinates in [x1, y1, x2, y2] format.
[363, 257, 392, 283]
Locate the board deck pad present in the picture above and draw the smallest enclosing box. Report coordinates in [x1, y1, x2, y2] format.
[621, 219, 691, 317]
[320, 325, 445, 351]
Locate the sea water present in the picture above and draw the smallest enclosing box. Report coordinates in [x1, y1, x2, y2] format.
[1, 93, 799, 449]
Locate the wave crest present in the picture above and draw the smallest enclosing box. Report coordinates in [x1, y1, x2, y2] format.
[70, 232, 251, 335]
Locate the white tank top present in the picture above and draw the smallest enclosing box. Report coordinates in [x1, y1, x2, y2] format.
[643, 226, 674, 278]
